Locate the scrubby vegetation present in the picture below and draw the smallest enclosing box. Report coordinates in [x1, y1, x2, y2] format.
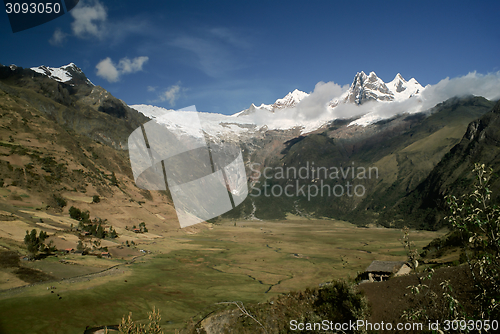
[69, 206, 117, 239]
[182, 280, 369, 334]
[118, 308, 164, 334]
[24, 228, 55, 260]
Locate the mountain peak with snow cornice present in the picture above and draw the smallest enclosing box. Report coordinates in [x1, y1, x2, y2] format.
[31, 63, 94, 86]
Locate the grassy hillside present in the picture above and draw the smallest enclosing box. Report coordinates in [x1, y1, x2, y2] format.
[0, 63, 185, 295]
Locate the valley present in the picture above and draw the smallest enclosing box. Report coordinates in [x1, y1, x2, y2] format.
[0, 218, 445, 333]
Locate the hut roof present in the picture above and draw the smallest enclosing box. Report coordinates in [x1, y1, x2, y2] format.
[366, 260, 407, 273]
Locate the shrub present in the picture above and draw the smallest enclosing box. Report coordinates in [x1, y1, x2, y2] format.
[53, 194, 67, 208]
[69, 206, 82, 220]
[314, 280, 369, 323]
[184, 279, 369, 333]
[119, 308, 163, 333]
[110, 172, 118, 186]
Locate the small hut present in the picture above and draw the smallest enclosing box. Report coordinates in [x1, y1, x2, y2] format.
[365, 260, 411, 282]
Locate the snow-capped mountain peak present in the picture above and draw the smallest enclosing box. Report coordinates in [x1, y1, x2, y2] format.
[31, 63, 94, 86]
[341, 71, 393, 105]
[339, 71, 423, 106]
[237, 89, 309, 116]
[386, 73, 423, 102]
[273, 89, 309, 109]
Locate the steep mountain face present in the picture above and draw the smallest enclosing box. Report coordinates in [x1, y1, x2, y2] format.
[0, 63, 149, 149]
[273, 89, 310, 109]
[336, 71, 423, 106]
[384, 99, 500, 229]
[342, 71, 394, 104]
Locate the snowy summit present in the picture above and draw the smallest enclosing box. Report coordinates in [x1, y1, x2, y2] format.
[31, 63, 95, 86]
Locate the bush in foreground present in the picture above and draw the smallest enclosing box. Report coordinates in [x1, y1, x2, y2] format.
[182, 279, 369, 334]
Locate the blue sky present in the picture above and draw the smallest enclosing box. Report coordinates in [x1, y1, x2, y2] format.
[1, 0, 499, 114]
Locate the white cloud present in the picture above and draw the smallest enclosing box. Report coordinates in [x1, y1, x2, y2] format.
[95, 56, 149, 82]
[293, 81, 349, 120]
[419, 71, 500, 110]
[50, 0, 152, 46]
[159, 85, 182, 106]
[49, 28, 67, 45]
[95, 57, 119, 82]
[71, 0, 107, 39]
[118, 56, 149, 74]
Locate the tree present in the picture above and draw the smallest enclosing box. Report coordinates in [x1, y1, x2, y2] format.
[81, 210, 90, 223]
[92, 195, 100, 203]
[24, 229, 48, 260]
[446, 163, 500, 319]
[45, 240, 56, 254]
[69, 206, 82, 220]
[110, 172, 118, 186]
[53, 194, 67, 208]
[400, 164, 500, 325]
[96, 223, 105, 239]
[109, 226, 118, 239]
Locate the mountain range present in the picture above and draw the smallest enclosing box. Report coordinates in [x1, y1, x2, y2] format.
[1, 62, 499, 231]
[237, 71, 423, 115]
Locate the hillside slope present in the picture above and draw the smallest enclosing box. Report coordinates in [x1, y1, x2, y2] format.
[0, 64, 185, 266]
[384, 98, 500, 229]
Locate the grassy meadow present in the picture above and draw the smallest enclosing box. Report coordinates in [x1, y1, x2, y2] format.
[0, 218, 445, 333]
